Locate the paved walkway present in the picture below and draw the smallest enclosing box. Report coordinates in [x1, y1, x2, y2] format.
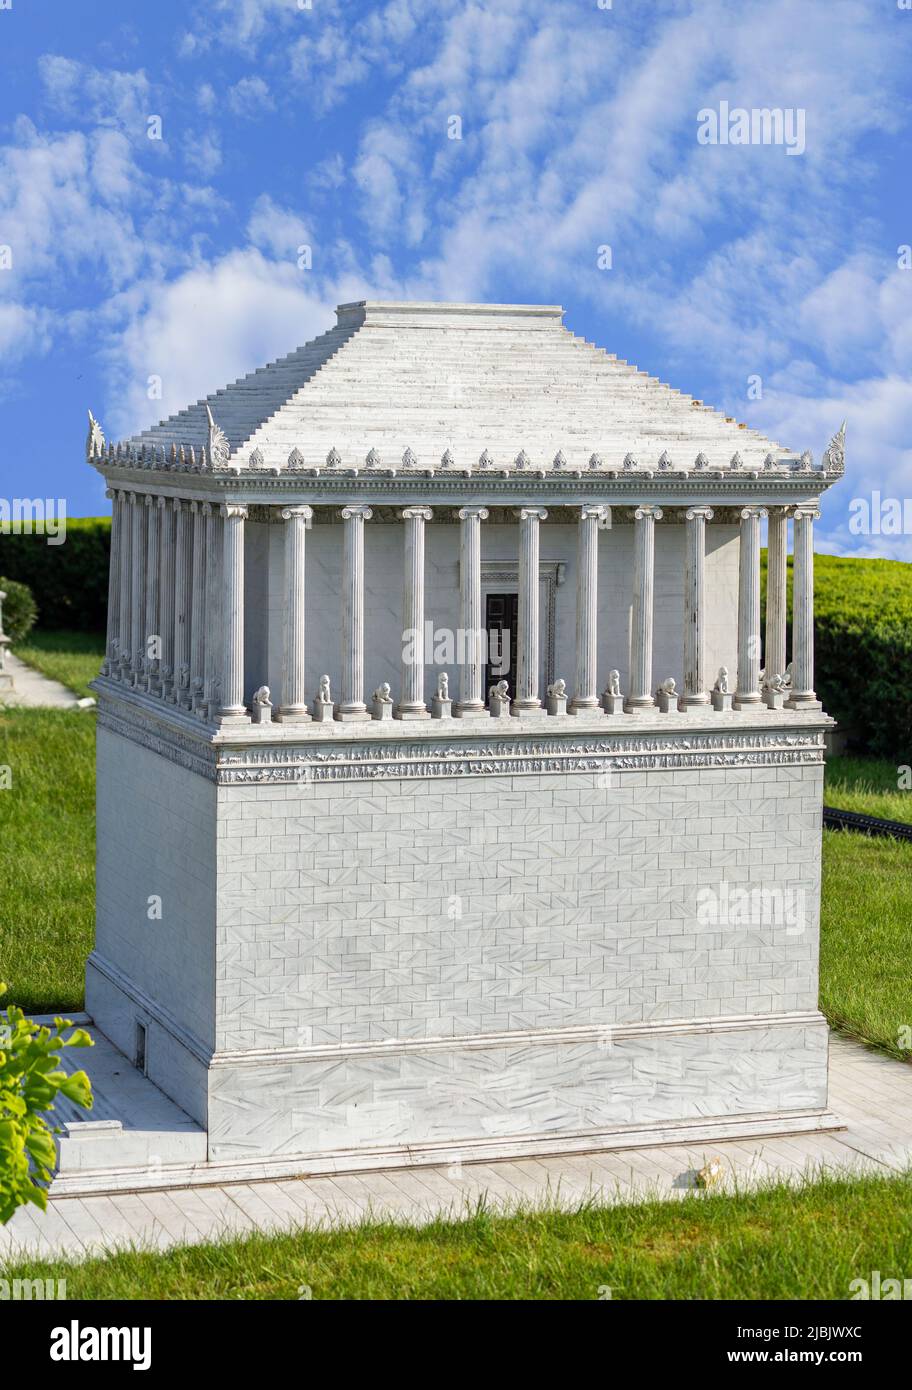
[0, 1034, 909, 1263]
[0, 650, 93, 710]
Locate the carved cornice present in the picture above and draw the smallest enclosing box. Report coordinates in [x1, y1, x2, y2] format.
[96, 694, 828, 787]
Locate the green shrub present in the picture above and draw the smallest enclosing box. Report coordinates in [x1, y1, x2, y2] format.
[0, 984, 93, 1224]
[762, 551, 912, 761]
[0, 517, 110, 631]
[0, 577, 38, 643]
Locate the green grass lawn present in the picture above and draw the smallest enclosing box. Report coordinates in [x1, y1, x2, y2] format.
[13, 628, 105, 699]
[0, 708, 95, 1013]
[825, 755, 912, 824]
[3, 1173, 910, 1299]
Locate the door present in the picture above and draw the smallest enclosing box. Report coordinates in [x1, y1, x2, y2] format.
[484, 592, 518, 698]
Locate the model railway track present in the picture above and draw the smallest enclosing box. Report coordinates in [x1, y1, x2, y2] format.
[823, 806, 912, 841]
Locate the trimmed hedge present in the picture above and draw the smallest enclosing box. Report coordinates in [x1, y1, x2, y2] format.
[0, 577, 38, 643]
[762, 551, 912, 760]
[0, 517, 110, 631]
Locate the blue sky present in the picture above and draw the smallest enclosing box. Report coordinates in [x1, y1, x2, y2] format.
[1, 0, 910, 555]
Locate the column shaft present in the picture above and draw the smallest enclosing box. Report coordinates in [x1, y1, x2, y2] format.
[219, 504, 248, 719]
[786, 505, 822, 710]
[117, 492, 133, 679]
[734, 505, 767, 707]
[130, 491, 147, 685]
[189, 502, 207, 709]
[279, 506, 313, 721]
[765, 508, 789, 683]
[682, 506, 714, 707]
[571, 506, 607, 711]
[455, 507, 489, 717]
[173, 500, 191, 705]
[397, 507, 433, 719]
[144, 495, 161, 692]
[338, 505, 373, 720]
[625, 506, 663, 709]
[513, 508, 548, 714]
[103, 489, 120, 675]
[158, 499, 175, 699]
[205, 508, 223, 718]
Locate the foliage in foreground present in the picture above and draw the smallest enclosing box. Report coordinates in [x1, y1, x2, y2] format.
[2, 1172, 911, 1299]
[0, 985, 93, 1224]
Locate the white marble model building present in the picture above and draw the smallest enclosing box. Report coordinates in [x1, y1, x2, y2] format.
[85, 300, 846, 1174]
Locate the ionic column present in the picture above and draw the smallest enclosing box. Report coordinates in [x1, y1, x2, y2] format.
[117, 492, 133, 681]
[571, 505, 608, 713]
[765, 507, 789, 685]
[204, 504, 223, 718]
[682, 506, 714, 708]
[103, 488, 120, 676]
[786, 504, 822, 711]
[172, 499, 192, 706]
[396, 506, 433, 720]
[189, 501, 207, 710]
[130, 489, 147, 686]
[734, 505, 768, 708]
[625, 505, 663, 710]
[219, 503, 249, 720]
[278, 505, 313, 722]
[337, 505, 373, 721]
[513, 507, 548, 714]
[454, 506, 490, 718]
[157, 498, 175, 700]
[144, 495, 161, 693]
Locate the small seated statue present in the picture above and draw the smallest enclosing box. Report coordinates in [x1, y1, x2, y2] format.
[714, 666, 729, 694]
[251, 685, 272, 724]
[608, 669, 621, 698]
[547, 678, 566, 699]
[436, 672, 449, 701]
[372, 682, 393, 705]
[318, 674, 332, 704]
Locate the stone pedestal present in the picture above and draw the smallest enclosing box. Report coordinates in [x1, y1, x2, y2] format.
[712, 689, 733, 712]
[601, 691, 624, 716]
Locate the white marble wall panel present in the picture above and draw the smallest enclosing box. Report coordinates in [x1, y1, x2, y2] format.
[207, 1017, 829, 1160]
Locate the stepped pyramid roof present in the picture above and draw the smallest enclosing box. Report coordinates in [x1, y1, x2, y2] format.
[88, 301, 845, 491]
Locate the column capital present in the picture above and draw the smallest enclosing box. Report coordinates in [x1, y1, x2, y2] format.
[221, 503, 249, 520]
[579, 503, 610, 522]
[400, 506, 433, 522]
[634, 504, 663, 521]
[155, 495, 168, 510]
[341, 504, 373, 521]
[200, 501, 213, 517]
[740, 505, 768, 520]
[685, 505, 714, 521]
[457, 506, 489, 521]
[281, 505, 314, 522]
[514, 506, 548, 522]
[792, 503, 821, 521]
[105, 487, 115, 501]
[170, 496, 184, 513]
[143, 493, 156, 508]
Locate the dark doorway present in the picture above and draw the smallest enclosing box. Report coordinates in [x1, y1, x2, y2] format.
[484, 592, 518, 698]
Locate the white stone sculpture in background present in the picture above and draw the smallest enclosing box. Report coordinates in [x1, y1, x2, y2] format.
[372, 682, 394, 721]
[546, 678, 568, 716]
[488, 679, 510, 717]
[712, 665, 733, 712]
[656, 676, 677, 713]
[601, 669, 623, 715]
[251, 685, 273, 724]
[313, 673, 335, 722]
[432, 671, 452, 719]
[764, 671, 786, 710]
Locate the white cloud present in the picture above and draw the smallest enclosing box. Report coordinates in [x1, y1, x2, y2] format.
[227, 76, 275, 117]
[246, 195, 312, 259]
